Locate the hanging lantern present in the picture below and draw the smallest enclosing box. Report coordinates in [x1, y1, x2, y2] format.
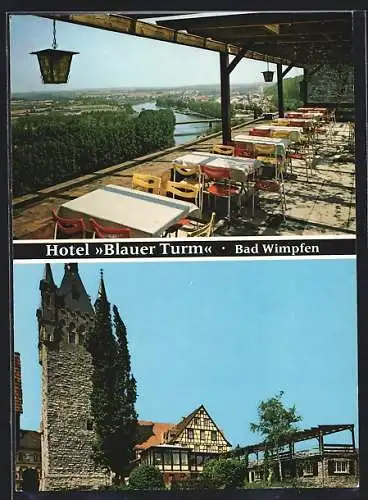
[30, 20, 79, 84]
[262, 60, 274, 82]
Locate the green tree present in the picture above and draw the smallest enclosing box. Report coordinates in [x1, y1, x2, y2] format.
[202, 457, 248, 489]
[128, 465, 165, 490]
[86, 272, 138, 483]
[250, 391, 301, 483]
[111, 304, 138, 480]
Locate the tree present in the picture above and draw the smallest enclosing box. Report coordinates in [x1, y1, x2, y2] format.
[202, 457, 248, 489]
[128, 465, 165, 490]
[111, 304, 138, 480]
[86, 271, 138, 482]
[250, 391, 301, 482]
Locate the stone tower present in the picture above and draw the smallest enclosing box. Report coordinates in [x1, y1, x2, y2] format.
[37, 263, 110, 491]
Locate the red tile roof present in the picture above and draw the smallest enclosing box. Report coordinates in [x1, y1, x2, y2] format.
[14, 352, 23, 414]
[135, 420, 174, 450]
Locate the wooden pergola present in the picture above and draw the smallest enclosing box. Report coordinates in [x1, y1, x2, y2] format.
[40, 11, 353, 144]
[229, 424, 356, 459]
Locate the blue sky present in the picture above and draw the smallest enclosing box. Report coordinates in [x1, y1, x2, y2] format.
[9, 13, 303, 93]
[13, 259, 358, 447]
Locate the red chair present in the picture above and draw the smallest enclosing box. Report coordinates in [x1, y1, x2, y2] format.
[200, 165, 241, 221]
[52, 210, 86, 239]
[249, 128, 271, 137]
[234, 144, 254, 158]
[89, 218, 131, 238]
[291, 120, 306, 127]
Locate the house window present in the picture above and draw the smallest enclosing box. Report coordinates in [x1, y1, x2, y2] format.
[193, 417, 200, 426]
[303, 462, 314, 476]
[164, 453, 171, 466]
[334, 460, 349, 474]
[173, 452, 180, 466]
[181, 452, 188, 466]
[187, 428, 194, 440]
[154, 452, 162, 466]
[211, 430, 217, 441]
[200, 430, 205, 441]
[197, 455, 204, 466]
[86, 419, 94, 431]
[189, 454, 196, 467]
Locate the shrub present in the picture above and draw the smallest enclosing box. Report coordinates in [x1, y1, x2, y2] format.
[128, 465, 165, 490]
[202, 457, 248, 489]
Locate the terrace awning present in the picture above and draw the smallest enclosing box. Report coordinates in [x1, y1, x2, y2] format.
[157, 12, 353, 67]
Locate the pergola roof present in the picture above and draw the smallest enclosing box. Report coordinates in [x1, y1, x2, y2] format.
[157, 11, 353, 67]
[239, 424, 354, 454]
[41, 13, 292, 64]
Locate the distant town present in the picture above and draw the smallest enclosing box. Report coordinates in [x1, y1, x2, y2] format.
[10, 83, 274, 120]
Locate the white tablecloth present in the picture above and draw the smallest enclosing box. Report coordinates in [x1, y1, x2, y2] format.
[233, 134, 289, 156]
[253, 125, 303, 142]
[58, 185, 200, 238]
[173, 151, 261, 183]
[285, 112, 324, 119]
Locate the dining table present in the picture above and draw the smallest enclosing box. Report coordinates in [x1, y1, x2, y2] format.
[173, 151, 262, 184]
[272, 117, 316, 128]
[297, 107, 328, 114]
[232, 134, 289, 157]
[252, 125, 303, 142]
[58, 184, 201, 238]
[284, 111, 324, 119]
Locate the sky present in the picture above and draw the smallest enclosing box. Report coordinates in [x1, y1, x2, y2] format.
[13, 258, 358, 448]
[8, 13, 303, 93]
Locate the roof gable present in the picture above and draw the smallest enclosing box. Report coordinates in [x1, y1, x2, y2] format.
[167, 405, 231, 446]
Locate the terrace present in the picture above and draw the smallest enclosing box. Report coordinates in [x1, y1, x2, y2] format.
[12, 11, 356, 239]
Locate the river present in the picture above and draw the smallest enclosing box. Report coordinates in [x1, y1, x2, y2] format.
[132, 102, 214, 145]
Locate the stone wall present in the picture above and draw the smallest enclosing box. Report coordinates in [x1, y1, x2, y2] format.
[39, 304, 110, 491]
[305, 63, 354, 104]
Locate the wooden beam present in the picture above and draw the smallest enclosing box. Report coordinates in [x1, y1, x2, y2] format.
[220, 52, 231, 145]
[226, 47, 248, 75]
[158, 12, 350, 31]
[282, 63, 295, 78]
[277, 63, 284, 118]
[264, 24, 280, 35]
[39, 14, 290, 65]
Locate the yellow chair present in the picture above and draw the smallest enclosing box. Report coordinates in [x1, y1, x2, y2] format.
[187, 212, 216, 237]
[166, 181, 200, 204]
[257, 155, 287, 174]
[132, 173, 161, 195]
[212, 144, 235, 156]
[273, 119, 289, 125]
[172, 164, 199, 184]
[254, 143, 276, 157]
[271, 129, 290, 139]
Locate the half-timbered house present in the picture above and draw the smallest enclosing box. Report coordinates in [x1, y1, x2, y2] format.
[135, 405, 231, 484]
